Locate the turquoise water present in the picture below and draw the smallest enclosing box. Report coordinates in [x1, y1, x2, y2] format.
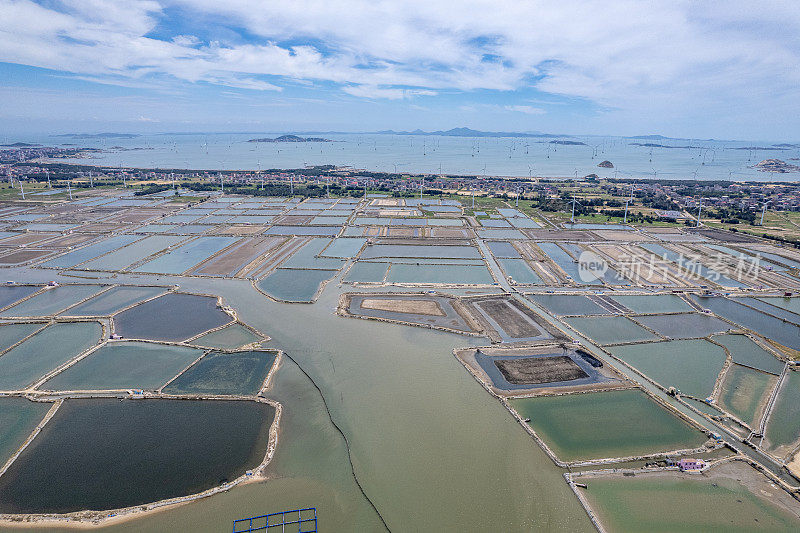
[385, 263, 494, 284]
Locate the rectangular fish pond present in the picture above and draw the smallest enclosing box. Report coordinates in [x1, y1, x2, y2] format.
[258, 268, 338, 302]
[509, 389, 707, 463]
[163, 350, 277, 396]
[578, 461, 800, 532]
[0, 321, 102, 391]
[113, 293, 232, 341]
[41, 341, 205, 391]
[608, 339, 727, 399]
[562, 316, 660, 345]
[0, 398, 275, 514]
[0, 397, 51, 467]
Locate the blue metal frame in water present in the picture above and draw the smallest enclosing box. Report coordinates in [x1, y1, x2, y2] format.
[232, 508, 317, 533]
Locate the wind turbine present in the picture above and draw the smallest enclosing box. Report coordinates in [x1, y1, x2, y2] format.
[570, 194, 582, 224]
[623, 183, 635, 224]
[760, 201, 770, 225]
[696, 197, 703, 227]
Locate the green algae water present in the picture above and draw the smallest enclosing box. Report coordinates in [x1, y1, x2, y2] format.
[510, 389, 707, 462]
[765, 371, 800, 455]
[609, 339, 727, 398]
[0, 398, 275, 514]
[581, 464, 800, 531]
[563, 315, 659, 345]
[163, 350, 276, 395]
[717, 364, 776, 427]
[0, 397, 51, 466]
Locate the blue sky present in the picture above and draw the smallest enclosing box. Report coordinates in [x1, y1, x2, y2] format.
[0, 0, 798, 140]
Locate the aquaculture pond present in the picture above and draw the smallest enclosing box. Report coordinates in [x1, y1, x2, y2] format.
[610, 294, 693, 314]
[0, 285, 41, 309]
[113, 293, 231, 341]
[764, 371, 800, 455]
[0, 322, 44, 351]
[527, 294, 612, 316]
[510, 389, 706, 462]
[581, 464, 800, 532]
[692, 295, 800, 351]
[38, 235, 141, 269]
[713, 334, 785, 375]
[80, 235, 186, 271]
[0, 321, 102, 390]
[190, 322, 261, 349]
[361, 244, 481, 260]
[632, 313, 731, 339]
[609, 339, 727, 399]
[385, 263, 494, 284]
[0, 397, 51, 466]
[563, 316, 660, 345]
[0, 399, 275, 514]
[163, 350, 277, 396]
[0, 285, 105, 317]
[717, 364, 776, 428]
[42, 341, 204, 391]
[640, 242, 748, 288]
[497, 258, 541, 284]
[258, 268, 337, 302]
[59, 285, 167, 316]
[133, 236, 239, 274]
[344, 261, 389, 282]
[757, 296, 800, 315]
[320, 238, 366, 258]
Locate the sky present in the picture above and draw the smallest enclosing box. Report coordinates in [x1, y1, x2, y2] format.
[0, 0, 799, 140]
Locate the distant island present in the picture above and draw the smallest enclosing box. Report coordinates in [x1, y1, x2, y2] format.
[54, 133, 140, 139]
[598, 160, 614, 168]
[0, 142, 41, 147]
[548, 140, 586, 146]
[247, 135, 332, 143]
[754, 159, 800, 173]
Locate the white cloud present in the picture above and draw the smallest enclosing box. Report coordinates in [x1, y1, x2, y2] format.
[0, 0, 798, 123]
